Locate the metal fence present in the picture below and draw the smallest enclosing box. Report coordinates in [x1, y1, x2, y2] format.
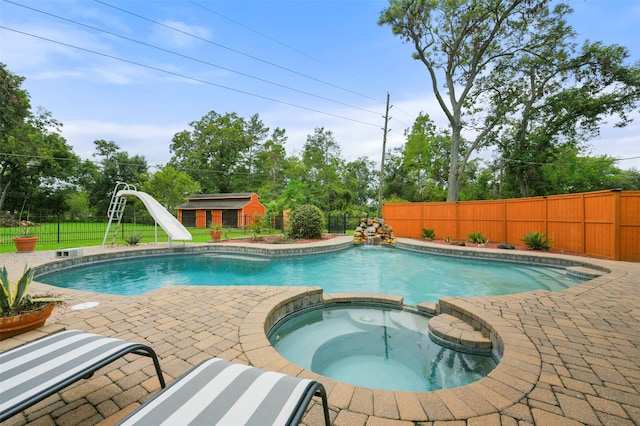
[0, 215, 169, 247]
[326, 214, 362, 234]
[1, 213, 362, 247]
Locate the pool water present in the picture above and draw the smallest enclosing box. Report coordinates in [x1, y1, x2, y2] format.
[269, 305, 496, 391]
[39, 246, 582, 305]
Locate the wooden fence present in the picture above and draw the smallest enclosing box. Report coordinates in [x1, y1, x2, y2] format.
[383, 190, 640, 262]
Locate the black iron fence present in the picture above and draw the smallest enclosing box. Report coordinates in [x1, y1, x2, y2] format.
[0, 213, 362, 247]
[326, 214, 363, 234]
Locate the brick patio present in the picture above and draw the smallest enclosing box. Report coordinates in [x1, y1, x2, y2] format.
[1, 237, 639, 425]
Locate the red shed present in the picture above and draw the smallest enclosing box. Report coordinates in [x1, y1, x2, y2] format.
[176, 193, 266, 228]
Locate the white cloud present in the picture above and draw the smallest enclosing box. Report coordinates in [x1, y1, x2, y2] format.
[150, 20, 213, 50]
[62, 120, 183, 167]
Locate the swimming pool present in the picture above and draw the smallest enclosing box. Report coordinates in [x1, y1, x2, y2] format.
[39, 246, 582, 305]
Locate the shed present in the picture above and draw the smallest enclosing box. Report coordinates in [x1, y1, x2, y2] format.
[176, 193, 266, 228]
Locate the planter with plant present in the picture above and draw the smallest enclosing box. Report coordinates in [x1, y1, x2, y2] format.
[0, 266, 64, 340]
[210, 223, 223, 240]
[13, 222, 38, 253]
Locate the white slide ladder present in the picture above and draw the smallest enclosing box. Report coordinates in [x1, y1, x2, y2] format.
[103, 182, 133, 246]
[102, 182, 192, 246]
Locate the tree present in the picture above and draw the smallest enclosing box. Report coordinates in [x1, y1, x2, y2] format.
[380, 0, 556, 201]
[401, 112, 452, 201]
[539, 148, 631, 194]
[0, 63, 79, 214]
[143, 166, 201, 213]
[301, 127, 344, 211]
[0, 65, 33, 211]
[380, 1, 640, 201]
[341, 157, 378, 210]
[381, 147, 412, 201]
[487, 4, 640, 196]
[170, 111, 268, 193]
[254, 127, 289, 200]
[89, 140, 148, 216]
[238, 114, 270, 191]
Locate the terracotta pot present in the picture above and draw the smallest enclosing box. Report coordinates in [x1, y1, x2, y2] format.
[210, 230, 222, 240]
[13, 236, 38, 253]
[0, 303, 55, 340]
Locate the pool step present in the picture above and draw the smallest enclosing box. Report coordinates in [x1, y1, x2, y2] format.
[566, 266, 606, 280]
[428, 314, 492, 356]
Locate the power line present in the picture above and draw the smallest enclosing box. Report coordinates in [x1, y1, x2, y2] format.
[95, 0, 386, 105]
[1, 26, 382, 128]
[5, 0, 382, 117]
[189, 1, 337, 71]
[188, 0, 419, 127]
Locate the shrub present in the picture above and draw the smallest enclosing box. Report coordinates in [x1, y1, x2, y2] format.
[287, 205, 325, 240]
[421, 228, 436, 240]
[250, 213, 264, 240]
[523, 231, 552, 250]
[467, 231, 488, 244]
[125, 232, 142, 246]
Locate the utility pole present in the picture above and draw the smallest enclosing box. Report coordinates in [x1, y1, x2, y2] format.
[378, 92, 391, 218]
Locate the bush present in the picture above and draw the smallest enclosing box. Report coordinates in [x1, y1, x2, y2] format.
[467, 231, 488, 244]
[523, 231, 552, 250]
[125, 232, 142, 246]
[421, 228, 436, 240]
[287, 205, 325, 240]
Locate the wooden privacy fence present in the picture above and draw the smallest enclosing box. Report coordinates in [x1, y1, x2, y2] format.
[383, 190, 640, 262]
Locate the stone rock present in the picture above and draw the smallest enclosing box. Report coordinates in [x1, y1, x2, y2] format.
[352, 217, 396, 246]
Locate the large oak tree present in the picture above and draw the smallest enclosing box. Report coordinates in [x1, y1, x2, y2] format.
[379, 0, 640, 201]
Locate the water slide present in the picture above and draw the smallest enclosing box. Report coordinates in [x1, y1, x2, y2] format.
[117, 189, 192, 241]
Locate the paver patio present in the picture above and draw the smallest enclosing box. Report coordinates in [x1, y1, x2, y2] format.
[1, 237, 639, 425]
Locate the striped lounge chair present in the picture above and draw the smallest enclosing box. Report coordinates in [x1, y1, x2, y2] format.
[0, 330, 166, 422]
[117, 358, 331, 426]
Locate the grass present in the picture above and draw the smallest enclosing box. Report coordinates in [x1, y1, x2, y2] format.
[0, 222, 285, 254]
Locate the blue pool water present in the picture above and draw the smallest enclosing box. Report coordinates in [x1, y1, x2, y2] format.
[269, 305, 496, 391]
[39, 246, 582, 305]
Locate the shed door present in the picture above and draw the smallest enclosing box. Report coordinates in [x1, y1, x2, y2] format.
[181, 210, 196, 227]
[222, 210, 238, 228]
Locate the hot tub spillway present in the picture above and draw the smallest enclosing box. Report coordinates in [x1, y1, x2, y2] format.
[353, 217, 397, 245]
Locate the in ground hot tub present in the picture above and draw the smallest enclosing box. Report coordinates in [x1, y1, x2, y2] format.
[268, 304, 497, 391]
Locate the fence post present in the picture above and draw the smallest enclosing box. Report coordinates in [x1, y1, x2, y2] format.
[613, 189, 621, 261]
[57, 214, 61, 243]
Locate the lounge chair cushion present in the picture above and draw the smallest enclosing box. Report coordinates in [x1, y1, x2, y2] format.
[118, 358, 330, 426]
[0, 330, 165, 422]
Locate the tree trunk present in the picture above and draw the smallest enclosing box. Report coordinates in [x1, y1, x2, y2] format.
[446, 121, 463, 202]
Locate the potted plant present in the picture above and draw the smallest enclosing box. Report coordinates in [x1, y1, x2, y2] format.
[13, 221, 38, 253]
[210, 223, 223, 241]
[0, 265, 64, 340]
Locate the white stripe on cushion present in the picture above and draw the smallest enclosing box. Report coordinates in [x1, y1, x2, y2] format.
[215, 370, 286, 425]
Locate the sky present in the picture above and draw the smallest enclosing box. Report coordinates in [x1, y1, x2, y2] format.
[1, 0, 639, 173]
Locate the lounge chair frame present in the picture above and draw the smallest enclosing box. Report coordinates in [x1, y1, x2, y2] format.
[0, 330, 165, 422]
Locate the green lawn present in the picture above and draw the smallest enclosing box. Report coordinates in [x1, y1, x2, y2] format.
[0, 222, 283, 253]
